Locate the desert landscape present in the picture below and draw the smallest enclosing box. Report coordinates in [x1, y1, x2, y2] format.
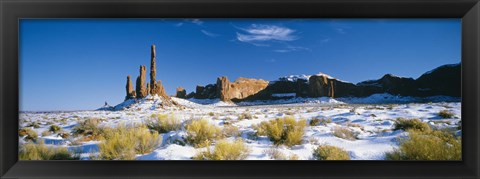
[19, 45, 461, 160]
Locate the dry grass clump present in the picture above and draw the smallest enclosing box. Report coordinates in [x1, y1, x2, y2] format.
[72, 118, 104, 140]
[222, 125, 240, 138]
[49, 125, 61, 133]
[98, 124, 161, 160]
[146, 113, 182, 133]
[264, 148, 299, 160]
[255, 116, 306, 147]
[193, 140, 250, 160]
[237, 113, 253, 120]
[312, 145, 350, 160]
[19, 141, 79, 160]
[41, 130, 52, 137]
[438, 110, 455, 119]
[185, 119, 222, 148]
[332, 127, 357, 141]
[385, 129, 461, 160]
[309, 118, 332, 126]
[25, 122, 41, 128]
[18, 128, 38, 142]
[393, 118, 431, 132]
[347, 123, 363, 128]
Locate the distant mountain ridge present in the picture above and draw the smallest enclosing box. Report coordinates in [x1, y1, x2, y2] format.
[185, 63, 461, 102]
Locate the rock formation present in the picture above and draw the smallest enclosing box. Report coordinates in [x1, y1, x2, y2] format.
[150, 44, 157, 94]
[154, 80, 169, 99]
[308, 75, 334, 98]
[415, 63, 461, 97]
[357, 74, 417, 96]
[176, 87, 187, 98]
[194, 77, 269, 101]
[146, 44, 170, 99]
[227, 77, 269, 101]
[216, 76, 231, 101]
[125, 75, 136, 100]
[122, 44, 460, 106]
[136, 65, 148, 98]
[186, 92, 195, 99]
[146, 83, 151, 95]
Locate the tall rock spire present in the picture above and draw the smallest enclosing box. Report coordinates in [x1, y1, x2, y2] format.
[125, 75, 135, 100]
[136, 65, 148, 98]
[150, 44, 157, 94]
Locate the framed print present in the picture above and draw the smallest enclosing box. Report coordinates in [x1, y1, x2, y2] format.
[1, 0, 479, 178]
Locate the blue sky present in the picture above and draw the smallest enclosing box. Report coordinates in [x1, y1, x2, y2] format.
[20, 19, 461, 111]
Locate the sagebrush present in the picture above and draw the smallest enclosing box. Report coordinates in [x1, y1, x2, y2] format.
[193, 139, 250, 160]
[255, 116, 306, 147]
[312, 145, 350, 160]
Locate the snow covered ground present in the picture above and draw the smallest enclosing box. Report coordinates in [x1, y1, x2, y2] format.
[19, 93, 461, 160]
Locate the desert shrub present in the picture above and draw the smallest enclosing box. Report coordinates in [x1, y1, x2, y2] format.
[208, 112, 215, 116]
[72, 118, 104, 139]
[385, 129, 461, 160]
[58, 132, 70, 139]
[393, 118, 431, 132]
[309, 118, 332, 126]
[193, 140, 250, 160]
[19, 141, 79, 160]
[347, 123, 362, 128]
[41, 130, 52, 137]
[98, 124, 161, 160]
[18, 128, 38, 142]
[49, 125, 61, 133]
[289, 154, 299, 160]
[332, 127, 357, 141]
[222, 125, 240, 137]
[134, 127, 161, 154]
[185, 119, 222, 148]
[237, 113, 253, 120]
[146, 113, 182, 133]
[264, 148, 287, 160]
[25, 122, 41, 128]
[255, 117, 306, 147]
[312, 145, 350, 160]
[438, 110, 455, 119]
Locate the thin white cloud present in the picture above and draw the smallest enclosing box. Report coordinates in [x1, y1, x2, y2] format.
[330, 21, 351, 34]
[174, 22, 184, 27]
[189, 19, 204, 25]
[265, 59, 276, 63]
[320, 38, 331, 43]
[236, 24, 298, 43]
[273, 45, 310, 53]
[201, 30, 220, 37]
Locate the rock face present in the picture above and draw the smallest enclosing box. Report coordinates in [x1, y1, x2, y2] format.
[125, 75, 136, 100]
[136, 65, 148, 98]
[154, 80, 169, 99]
[176, 87, 187, 98]
[357, 74, 417, 96]
[186, 92, 195, 99]
[216, 76, 231, 101]
[150, 45, 157, 94]
[226, 77, 269, 101]
[195, 84, 217, 99]
[415, 63, 461, 97]
[194, 77, 269, 101]
[308, 75, 334, 97]
[146, 45, 170, 99]
[146, 83, 151, 95]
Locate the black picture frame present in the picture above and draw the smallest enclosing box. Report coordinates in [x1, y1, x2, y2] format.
[1, 0, 479, 178]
